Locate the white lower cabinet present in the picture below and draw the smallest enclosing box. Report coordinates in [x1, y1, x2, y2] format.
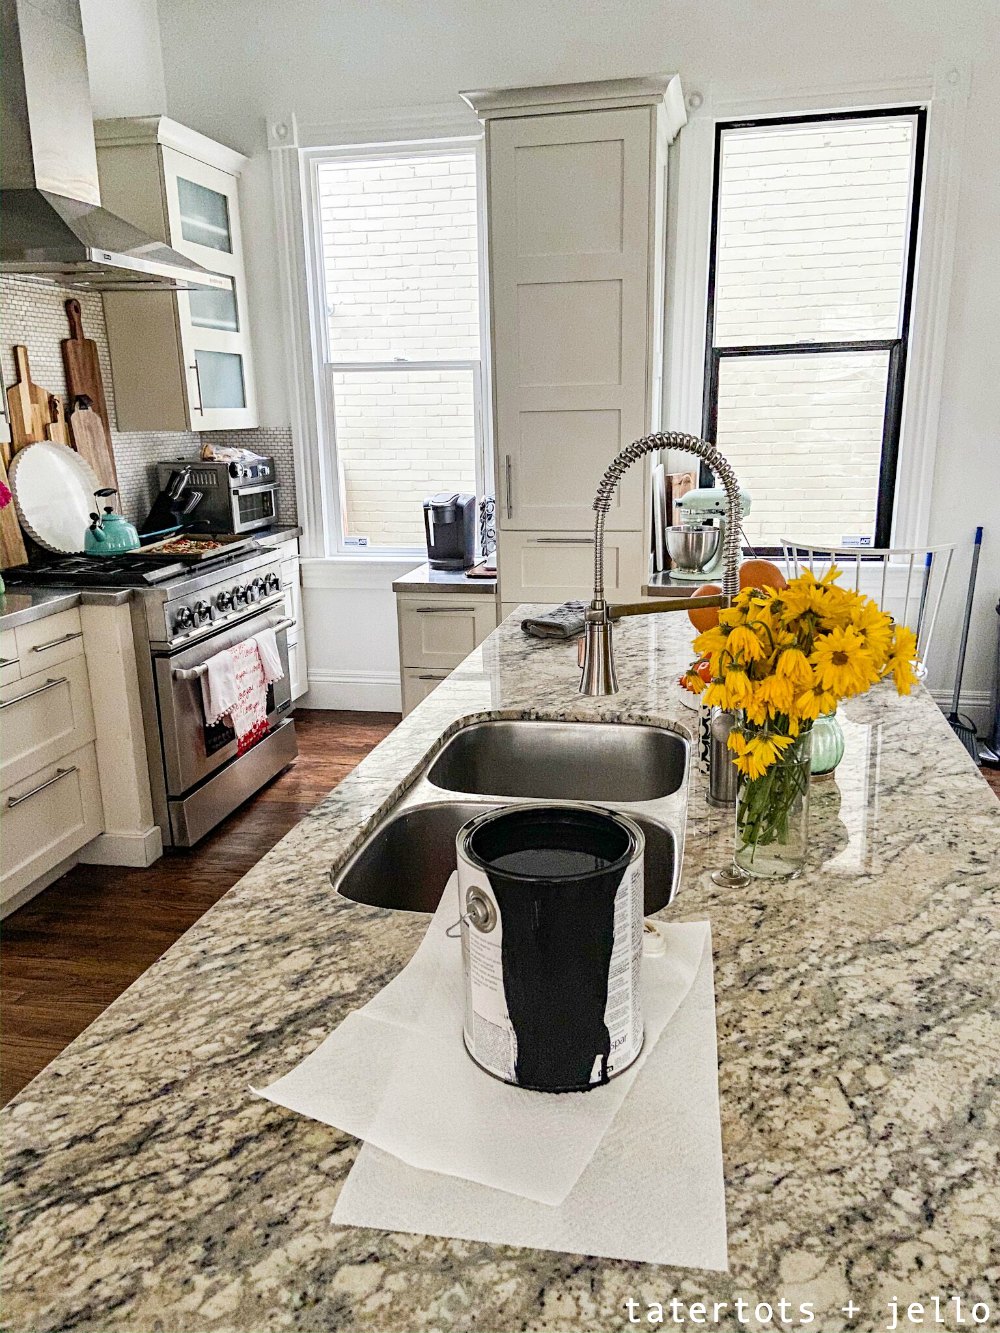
[396, 593, 498, 716]
[0, 613, 106, 912]
[0, 629, 20, 685]
[280, 548, 307, 701]
[498, 531, 645, 606]
[1, 743, 103, 907]
[400, 668, 451, 714]
[0, 655, 96, 790]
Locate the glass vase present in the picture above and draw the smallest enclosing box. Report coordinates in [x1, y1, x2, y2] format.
[734, 729, 812, 879]
[810, 709, 845, 778]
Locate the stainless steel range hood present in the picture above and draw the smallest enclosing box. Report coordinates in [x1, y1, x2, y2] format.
[0, 0, 227, 291]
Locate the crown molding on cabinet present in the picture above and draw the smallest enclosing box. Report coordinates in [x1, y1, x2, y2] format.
[94, 115, 248, 176]
[461, 74, 686, 141]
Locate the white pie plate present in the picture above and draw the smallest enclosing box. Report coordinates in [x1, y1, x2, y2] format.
[9, 441, 102, 554]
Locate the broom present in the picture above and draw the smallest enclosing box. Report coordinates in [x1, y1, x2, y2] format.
[947, 526, 983, 763]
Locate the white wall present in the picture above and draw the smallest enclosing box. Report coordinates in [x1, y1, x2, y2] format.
[154, 0, 1000, 718]
[80, 0, 167, 119]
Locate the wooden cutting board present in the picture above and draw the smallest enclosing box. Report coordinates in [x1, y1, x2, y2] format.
[62, 299, 111, 441]
[45, 395, 70, 445]
[68, 396, 118, 492]
[0, 455, 28, 569]
[6, 345, 52, 452]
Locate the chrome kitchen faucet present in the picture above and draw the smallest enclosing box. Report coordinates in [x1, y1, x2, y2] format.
[580, 431, 743, 695]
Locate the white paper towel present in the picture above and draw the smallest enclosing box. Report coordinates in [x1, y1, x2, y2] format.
[333, 932, 727, 1269]
[255, 877, 708, 1206]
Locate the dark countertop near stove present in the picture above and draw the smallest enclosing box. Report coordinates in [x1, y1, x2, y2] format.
[392, 560, 498, 594]
[0, 586, 133, 630]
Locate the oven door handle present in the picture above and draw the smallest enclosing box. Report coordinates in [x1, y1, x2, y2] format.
[171, 617, 296, 680]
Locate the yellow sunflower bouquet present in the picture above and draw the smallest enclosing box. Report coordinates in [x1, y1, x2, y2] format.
[682, 567, 919, 874]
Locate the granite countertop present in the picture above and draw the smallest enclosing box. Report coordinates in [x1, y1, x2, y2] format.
[392, 560, 497, 594]
[3, 609, 998, 1332]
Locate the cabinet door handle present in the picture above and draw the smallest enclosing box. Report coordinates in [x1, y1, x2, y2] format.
[417, 673, 448, 681]
[532, 537, 594, 545]
[0, 675, 66, 709]
[30, 630, 83, 653]
[7, 765, 78, 809]
[504, 455, 513, 521]
[414, 606, 477, 614]
[0, 656, 18, 668]
[189, 361, 204, 413]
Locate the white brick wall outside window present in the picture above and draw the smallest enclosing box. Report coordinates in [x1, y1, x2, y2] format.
[314, 148, 483, 552]
[705, 113, 923, 550]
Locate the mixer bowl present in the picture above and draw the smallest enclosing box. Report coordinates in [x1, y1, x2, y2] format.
[666, 524, 721, 572]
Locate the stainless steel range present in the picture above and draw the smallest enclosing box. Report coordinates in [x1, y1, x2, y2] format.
[6, 545, 298, 847]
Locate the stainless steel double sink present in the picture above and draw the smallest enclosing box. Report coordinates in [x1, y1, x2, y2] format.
[330, 719, 690, 917]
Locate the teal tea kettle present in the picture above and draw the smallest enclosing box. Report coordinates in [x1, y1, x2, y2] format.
[85, 488, 141, 557]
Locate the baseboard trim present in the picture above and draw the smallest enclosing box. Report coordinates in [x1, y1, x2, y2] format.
[78, 826, 164, 867]
[931, 689, 994, 729]
[301, 669, 402, 712]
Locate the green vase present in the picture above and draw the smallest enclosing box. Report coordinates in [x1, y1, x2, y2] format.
[810, 709, 845, 778]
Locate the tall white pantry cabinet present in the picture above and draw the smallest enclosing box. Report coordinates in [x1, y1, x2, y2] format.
[463, 77, 686, 612]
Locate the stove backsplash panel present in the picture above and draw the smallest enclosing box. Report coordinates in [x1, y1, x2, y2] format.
[1, 278, 297, 527]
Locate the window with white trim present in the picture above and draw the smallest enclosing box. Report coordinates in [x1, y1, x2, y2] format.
[702, 109, 926, 551]
[312, 143, 485, 553]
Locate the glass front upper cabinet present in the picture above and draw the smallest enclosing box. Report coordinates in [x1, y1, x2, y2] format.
[94, 117, 259, 432]
[176, 176, 233, 253]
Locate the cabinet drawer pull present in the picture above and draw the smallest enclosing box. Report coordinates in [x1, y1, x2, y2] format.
[0, 656, 18, 668]
[505, 455, 513, 520]
[7, 765, 78, 809]
[416, 673, 448, 680]
[0, 675, 67, 709]
[414, 606, 477, 614]
[31, 630, 83, 652]
[532, 537, 594, 545]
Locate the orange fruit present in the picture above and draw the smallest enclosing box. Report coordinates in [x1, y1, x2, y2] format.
[687, 583, 722, 632]
[739, 559, 787, 592]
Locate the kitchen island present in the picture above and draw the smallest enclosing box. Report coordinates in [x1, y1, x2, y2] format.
[2, 609, 998, 1333]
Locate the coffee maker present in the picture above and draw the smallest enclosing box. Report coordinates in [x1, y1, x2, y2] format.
[423, 493, 477, 570]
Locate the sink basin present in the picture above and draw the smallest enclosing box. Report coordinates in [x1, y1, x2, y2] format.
[333, 799, 676, 915]
[333, 801, 485, 913]
[427, 720, 688, 803]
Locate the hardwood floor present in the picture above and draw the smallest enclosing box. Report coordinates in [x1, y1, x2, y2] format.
[0, 709, 398, 1106]
[984, 763, 1000, 800]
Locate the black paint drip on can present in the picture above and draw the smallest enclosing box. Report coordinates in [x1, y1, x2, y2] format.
[456, 804, 645, 1093]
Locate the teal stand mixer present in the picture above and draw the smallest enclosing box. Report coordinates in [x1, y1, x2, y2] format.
[666, 485, 752, 582]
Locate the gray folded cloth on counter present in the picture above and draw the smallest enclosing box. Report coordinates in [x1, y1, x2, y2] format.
[521, 601, 587, 639]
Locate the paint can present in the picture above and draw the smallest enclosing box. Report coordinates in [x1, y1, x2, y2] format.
[455, 803, 645, 1093]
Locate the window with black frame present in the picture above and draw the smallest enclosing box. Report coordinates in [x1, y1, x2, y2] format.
[702, 108, 926, 553]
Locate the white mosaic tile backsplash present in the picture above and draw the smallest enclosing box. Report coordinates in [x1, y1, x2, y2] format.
[1, 277, 297, 526]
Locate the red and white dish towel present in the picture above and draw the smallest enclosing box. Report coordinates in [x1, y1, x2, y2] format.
[200, 628, 284, 754]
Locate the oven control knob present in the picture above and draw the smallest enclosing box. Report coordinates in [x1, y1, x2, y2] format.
[231, 585, 247, 609]
[216, 589, 233, 613]
[174, 606, 194, 633]
[248, 577, 264, 604]
[263, 572, 281, 595]
[194, 600, 212, 626]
